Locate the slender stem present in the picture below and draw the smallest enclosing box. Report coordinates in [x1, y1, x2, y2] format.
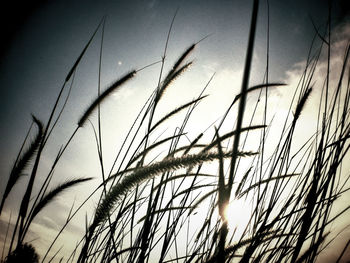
[228, 0, 259, 192]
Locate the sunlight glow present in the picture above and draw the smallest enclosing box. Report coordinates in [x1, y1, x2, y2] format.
[224, 198, 252, 240]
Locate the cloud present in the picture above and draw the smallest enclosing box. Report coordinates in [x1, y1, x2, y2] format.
[278, 21, 350, 262]
[283, 21, 350, 93]
[259, 21, 350, 142]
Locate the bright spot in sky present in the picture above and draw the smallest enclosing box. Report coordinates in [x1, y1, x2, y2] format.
[224, 198, 252, 240]
[118, 61, 122, 66]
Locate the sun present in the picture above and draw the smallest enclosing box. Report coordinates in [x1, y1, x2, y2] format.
[223, 198, 252, 240]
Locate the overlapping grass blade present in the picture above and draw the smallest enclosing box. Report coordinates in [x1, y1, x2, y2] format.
[94, 150, 256, 229]
[0, 116, 43, 215]
[150, 95, 208, 133]
[237, 174, 299, 198]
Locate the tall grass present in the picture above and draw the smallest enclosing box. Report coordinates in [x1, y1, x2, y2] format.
[1, 0, 350, 262]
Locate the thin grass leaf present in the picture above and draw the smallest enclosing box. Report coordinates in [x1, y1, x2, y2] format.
[309, 14, 329, 46]
[235, 166, 252, 197]
[137, 207, 193, 224]
[237, 174, 299, 198]
[168, 143, 207, 157]
[295, 233, 328, 263]
[163, 254, 203, 263]
[232, 83, 286, 104]
[206, 231, 282, 263]
[47, 245, 63, 263]
[129, 133, 186, 166]
[189, 189, 217, 215]
[335, 238, 350, 263]
[173, 184, 216, 200]
[326, 134, 350, 148]
[153, 173, 216, 191]
[112, 247, 141, 259]
[205, 125, 266, 151]
[184, 133, 204, 155]
[150, 95, 208, 133]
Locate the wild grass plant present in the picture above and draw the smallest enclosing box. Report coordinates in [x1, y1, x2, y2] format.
[1, 0, 350, 262]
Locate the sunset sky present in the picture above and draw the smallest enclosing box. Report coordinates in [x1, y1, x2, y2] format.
[0, 0, 349, 262]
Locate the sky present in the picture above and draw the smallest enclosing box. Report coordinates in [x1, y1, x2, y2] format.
[0, 0, 349, 262]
